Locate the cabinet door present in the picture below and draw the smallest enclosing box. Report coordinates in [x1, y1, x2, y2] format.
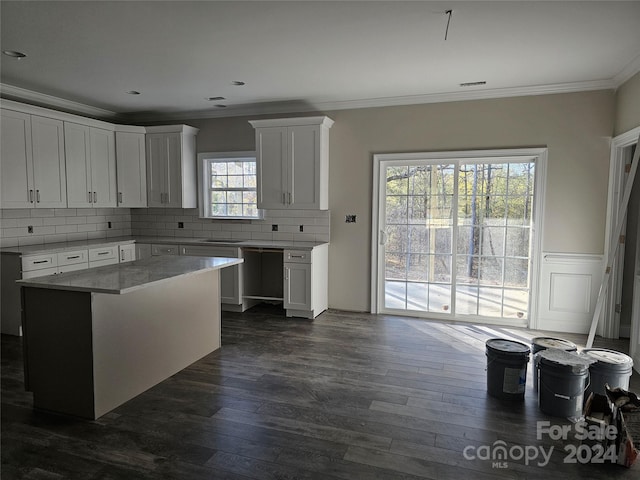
[289, 125, 320, 209]
[165, 133, 182, 207]
[256, 126, 287, 209]
[115, 132, 147, 207]
[31, 116, 67, 208]
[0, 110, 34, 208]
[89, 128, 117, 207]
[284, 263, 312, 310]
[64, 122, 92, 207]
[118, 244, 136, 263]
[146, 134, 167, 207]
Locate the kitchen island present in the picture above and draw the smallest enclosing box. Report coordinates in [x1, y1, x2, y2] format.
[18, 255, 242, 419]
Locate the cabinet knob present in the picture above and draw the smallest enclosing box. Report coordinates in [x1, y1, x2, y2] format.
[36, 190, 40, 203]
[29, 189, 34, 203]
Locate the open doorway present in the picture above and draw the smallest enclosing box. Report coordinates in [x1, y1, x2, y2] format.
[605, 128, 640, 373]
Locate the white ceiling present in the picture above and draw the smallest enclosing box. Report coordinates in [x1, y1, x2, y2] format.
[1, 1, 639, 121]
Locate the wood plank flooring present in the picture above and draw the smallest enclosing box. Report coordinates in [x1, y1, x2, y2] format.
[2, 305, 640, 479]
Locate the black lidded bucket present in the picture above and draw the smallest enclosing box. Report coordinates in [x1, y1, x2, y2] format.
[538, 350, 590, 418]
[581, 348, 634, 396]
[486, 338, 530, 401]
[531, 337, 578, 391]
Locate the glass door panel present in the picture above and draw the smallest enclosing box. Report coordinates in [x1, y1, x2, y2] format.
[381, 158, 536, 323]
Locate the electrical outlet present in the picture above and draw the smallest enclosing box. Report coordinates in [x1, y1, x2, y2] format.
[27, 225, 33, 234]
[178, 222, 184, 228]
[272, 224, 278, 232]
[346, 215, 357, 223]
[299, 225, 304, 232]
[108, 221, 112, 228]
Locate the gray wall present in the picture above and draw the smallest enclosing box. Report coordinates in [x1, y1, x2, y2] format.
[187, 90, 616, 312]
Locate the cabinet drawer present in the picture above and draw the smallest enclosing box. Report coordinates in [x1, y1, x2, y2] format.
[284, 250, 310, 263]
[58, 262, 88, 273]
[180, 245, 240, 258]
[152, 244, 179, 256]
[88, 245, 118, 263]
[22, 253, 58, 272]
[58, 249, 88, 266]
[21, 267, 59, 279]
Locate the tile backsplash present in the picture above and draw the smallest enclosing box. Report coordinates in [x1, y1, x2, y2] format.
[0, 207, 330, 247]
[0, 208, 132, 248]
[131, 208, 330, 243]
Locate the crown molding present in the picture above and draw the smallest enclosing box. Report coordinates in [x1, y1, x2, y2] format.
[1, 78, 618, 124]
[126, 79, 617, 122]
[0, 83, 121, 120]
[613, 54, 640, 88]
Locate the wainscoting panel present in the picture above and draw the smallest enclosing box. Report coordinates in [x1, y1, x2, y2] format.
[537, 253, 603, 333]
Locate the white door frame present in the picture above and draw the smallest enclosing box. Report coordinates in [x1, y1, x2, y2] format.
[371, 148, 547, 328]
[602, 127, 640, 339]
[630, 229, 640, 374]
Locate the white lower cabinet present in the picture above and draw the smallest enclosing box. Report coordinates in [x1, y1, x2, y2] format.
[1, 242, 144, 336]
[284, 262, 312, 311]
[283, 244, 328, 319]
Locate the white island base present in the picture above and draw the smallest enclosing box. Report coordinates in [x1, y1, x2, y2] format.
[22, 267, 222, 419]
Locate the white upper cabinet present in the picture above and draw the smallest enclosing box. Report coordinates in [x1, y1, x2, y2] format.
[145, 125, 198, 208]
[1, 109, 33, 208]
[0, 110, 67, 208]
[115, 131, 147, 207]
[250, 116, 333, 210]
[65, 122, 116, 207]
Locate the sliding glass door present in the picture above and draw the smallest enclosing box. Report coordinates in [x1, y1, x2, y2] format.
[374, 150, 544, 325]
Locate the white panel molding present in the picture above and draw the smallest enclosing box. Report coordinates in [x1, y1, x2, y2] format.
[537, 253, 604, 334]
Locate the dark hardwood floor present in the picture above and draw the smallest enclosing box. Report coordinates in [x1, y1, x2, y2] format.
[2, 305, 639, 479]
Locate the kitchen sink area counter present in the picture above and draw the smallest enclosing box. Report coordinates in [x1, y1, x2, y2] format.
[19, 254, 242, 420]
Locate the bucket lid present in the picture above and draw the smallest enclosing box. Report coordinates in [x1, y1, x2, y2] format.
[532, 337, 577, 351]
[486, 338, 530, 354]
[581, 348, 633, 366]
[538, 349, 594, 373]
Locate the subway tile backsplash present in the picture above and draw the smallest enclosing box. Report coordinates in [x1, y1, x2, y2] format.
[0, 207, 330, 247]
[0, 208, 132, 248]
[130, 208, 330, 243]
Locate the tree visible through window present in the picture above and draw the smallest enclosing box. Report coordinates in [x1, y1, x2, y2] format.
[383, 159, 536, 320]
[200, 154, 260, 219]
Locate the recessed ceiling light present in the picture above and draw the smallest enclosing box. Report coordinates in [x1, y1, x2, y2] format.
[207, 96, 225, 101]
[231, 81, 245, 86]
[126, 90, 141, 95]
[459, 81, 487, 87]
[3, 50, 27, 59]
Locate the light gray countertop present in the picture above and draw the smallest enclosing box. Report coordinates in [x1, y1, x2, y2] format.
[1, 236, 326, 255]
[17, 255, 243, 294]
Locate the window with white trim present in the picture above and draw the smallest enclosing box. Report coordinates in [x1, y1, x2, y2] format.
[198, 152, 261, 219]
